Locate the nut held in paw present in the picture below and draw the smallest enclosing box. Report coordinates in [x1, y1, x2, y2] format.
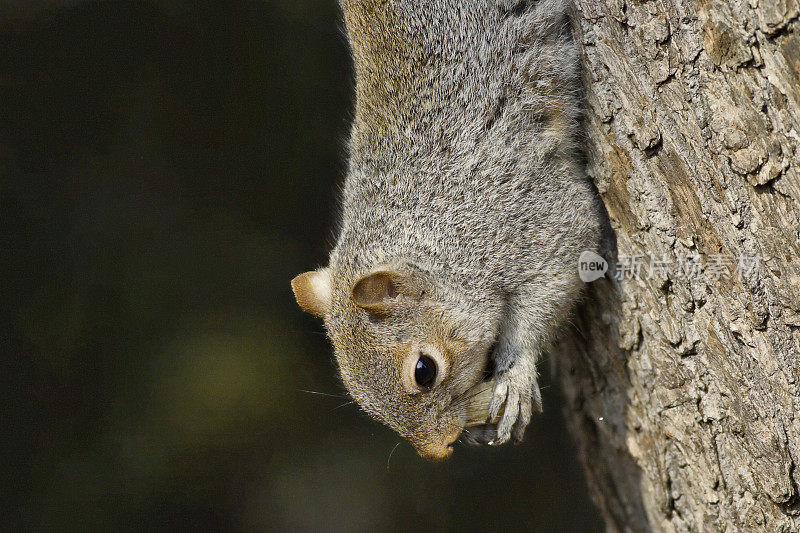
[465, 380, 505, 427]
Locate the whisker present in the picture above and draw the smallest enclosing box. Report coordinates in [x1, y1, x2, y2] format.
[450, 393, 488, 409]
[452, 389, 488, 409]
[449, 386, 491, 410]
[451, 379, 486, 403]
[386, 441, 402, 472]
[330, 400, 356, 411]
[298, 389, 347, 399]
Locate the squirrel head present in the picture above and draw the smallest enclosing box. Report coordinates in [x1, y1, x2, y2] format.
[292, 263, 495, 461]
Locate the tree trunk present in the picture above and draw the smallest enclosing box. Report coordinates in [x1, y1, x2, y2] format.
[553, 1, 800, 531]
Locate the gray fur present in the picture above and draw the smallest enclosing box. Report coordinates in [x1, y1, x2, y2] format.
[297, 0, 602, 460]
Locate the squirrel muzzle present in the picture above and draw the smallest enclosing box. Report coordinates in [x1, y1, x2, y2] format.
[413, 426, 462, 462]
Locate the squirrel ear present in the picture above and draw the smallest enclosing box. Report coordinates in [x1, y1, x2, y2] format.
[291, 269, 332, 318]
[351, 270, 400, 314]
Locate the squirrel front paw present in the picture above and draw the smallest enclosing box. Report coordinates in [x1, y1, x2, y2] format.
[488, 363, 543, 445]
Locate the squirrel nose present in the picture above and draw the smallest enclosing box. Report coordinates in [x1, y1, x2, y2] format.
[418, 443, 455, 462]
[416, 427, 461, 462]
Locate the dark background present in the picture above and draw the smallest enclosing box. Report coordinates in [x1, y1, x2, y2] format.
[1, 1, 603, 530]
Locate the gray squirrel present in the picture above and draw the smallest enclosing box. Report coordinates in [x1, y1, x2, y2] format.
[292, 0, 603, 461]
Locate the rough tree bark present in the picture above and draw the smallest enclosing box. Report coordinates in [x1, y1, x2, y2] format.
[552, 1, 800, 531]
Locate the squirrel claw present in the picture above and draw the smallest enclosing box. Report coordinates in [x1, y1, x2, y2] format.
[489, 364, 540, 445]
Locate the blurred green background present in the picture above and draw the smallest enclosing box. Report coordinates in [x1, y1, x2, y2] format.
[1, 1, 602, 531]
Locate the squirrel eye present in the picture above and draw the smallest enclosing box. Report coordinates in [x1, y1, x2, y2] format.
[414, 355, 437, 390]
